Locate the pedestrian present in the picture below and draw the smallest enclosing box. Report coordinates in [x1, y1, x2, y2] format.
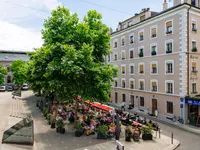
[121, 102, 126, 112]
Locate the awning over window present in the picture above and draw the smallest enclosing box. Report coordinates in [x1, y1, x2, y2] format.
[152, 82, 157, 86]
[140, 81, 144, 85]
[166, 21, 172, 27]
[152, 64, 156, 68]
[192, 62, 196, 67]
[152, 28, 156, 34]
[140, 65, 144, 71]
[140, 32, 143, 36]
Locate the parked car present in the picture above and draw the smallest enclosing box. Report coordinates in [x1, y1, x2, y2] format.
[6, 85, 13, 91]
[13, 84, 19, 90]
[22, 84, 29, 90]
[0, 85, 6, 92]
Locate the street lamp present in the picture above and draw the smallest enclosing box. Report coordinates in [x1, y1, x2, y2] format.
[155, 109, 158, 138]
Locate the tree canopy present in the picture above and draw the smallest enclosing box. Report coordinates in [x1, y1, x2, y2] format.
[0, 65, 7, 85]
[28, 6, 117, 103]
[11, 60, 28, 86]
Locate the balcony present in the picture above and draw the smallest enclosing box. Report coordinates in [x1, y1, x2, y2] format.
[192, 28, 197, 32]
[138, 52, 144, 57]
[192, 47, 197, 52]
[151, 50, 157, 56]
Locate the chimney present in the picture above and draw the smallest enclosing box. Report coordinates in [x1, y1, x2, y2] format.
[163, 0, 168, 11]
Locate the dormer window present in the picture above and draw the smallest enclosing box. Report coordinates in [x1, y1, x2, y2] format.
[122, 24, 127, 29]
[140, 15, 145, 21]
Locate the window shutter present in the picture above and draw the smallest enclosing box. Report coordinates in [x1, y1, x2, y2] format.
[166, 21, 172, 27]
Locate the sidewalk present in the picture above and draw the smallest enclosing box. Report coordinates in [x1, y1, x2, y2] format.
[109, 103, 200, 135]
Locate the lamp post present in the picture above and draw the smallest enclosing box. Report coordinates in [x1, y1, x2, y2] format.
[155, 109, 158, 138]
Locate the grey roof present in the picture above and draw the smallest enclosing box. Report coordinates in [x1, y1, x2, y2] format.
[0, 53, 29, 62]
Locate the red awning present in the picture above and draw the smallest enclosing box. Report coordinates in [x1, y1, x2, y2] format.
[92, 102, 112, 112]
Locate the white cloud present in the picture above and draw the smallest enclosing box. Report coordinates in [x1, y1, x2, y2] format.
[0, 21, 43, 52]
[0, 0, 61, 51]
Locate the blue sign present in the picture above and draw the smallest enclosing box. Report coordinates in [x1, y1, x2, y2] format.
[180, 98, 184, 102]
[180, 104, 183, 108]
[185, 99, 200, 106]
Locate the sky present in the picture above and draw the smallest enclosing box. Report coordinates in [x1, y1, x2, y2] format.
[0, 0, 164, 52]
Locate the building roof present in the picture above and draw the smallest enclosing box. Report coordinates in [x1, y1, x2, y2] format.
[111, 3, 195, 36]
[0, 52, 29, 62]
[0, 49, 34, 54]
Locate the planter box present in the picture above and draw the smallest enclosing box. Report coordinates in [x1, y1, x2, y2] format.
[142, 134, 152, 140]
[75, 131, 83, 137]
[56, 128, 65, 134]
[51, 123, 55, 129]
[97, 133, 107, 140]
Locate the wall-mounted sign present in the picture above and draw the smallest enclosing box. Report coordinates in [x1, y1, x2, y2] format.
[180, 104, 183, 108]
[180, 98, 184, 103]
[185, 99, 200, 106]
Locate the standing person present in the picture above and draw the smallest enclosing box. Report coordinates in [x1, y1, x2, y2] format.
[115, 113, 121, 140]
[121, 102, 126, 112]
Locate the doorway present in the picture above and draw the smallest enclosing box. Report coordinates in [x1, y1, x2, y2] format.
[152, 98, 157, 115]
[7, 76, 11, 83]
[115, 92, 118, 103]
[188, 104, 198, 125]
[130, 95, 134, 108]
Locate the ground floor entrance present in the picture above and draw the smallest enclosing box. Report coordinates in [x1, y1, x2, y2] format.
[152, 98, 157, 116]
[188, 105, 199, 126]
[129, 95, 134, 108]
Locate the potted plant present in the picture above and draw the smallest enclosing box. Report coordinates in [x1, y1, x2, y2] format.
[141, 124, 153, 140]
[43, 108, 48, 119]
[56, 118, 65, 134]
[75, 122, 84, 137]
[50, 116, 56, 129]
[47, 113, 52, 125]
[125, 126, 132, 141]
[96, 125, 108, 139]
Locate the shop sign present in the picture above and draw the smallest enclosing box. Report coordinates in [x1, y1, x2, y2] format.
[180, 104, 183, 108]
[180, 98, 184, 103]
[185, 99, 200, 106]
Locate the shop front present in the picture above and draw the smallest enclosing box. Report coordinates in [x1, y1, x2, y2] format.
[185, 98, 200, 126]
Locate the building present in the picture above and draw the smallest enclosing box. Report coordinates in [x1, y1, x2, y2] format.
[109, 0, 200, 126]
[0, 50, 30, 83]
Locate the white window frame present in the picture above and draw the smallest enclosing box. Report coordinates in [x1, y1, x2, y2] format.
[150, 61, 158, 75]
[150, 79, 158, 92]
[192, 19, 198, 30]
[121, 36, 125, 47]
[121, 78, 126, 88]
[192, 40, 197, 49]
[129, 63, 135, 75]
[138, 29, 144, 43]
[129, 33, 134, 44]
[165, 80, 174, 94]
[165, 100, 174, 116]
[192, 80, 197, 93]
[138, 79, 145, 90]
[121, 64, 126, 75]
[150, 25, 157, 39]
[121, 50, 126, 60]
[113, 39, 118, 49]
[138, 62, 145, 75]
[165, 39, 174, 54]
[129, 78, 135, 89]
[113, 52, 118, 61]
[129, 48, 134, 59]
[165, 19, 173, 36]
[150, 43, 157, 56]
[165, 60, 174, 75]
[191, 60, 197, 72]
[138, 46, 145, 57]
[114, 78, 118, 87]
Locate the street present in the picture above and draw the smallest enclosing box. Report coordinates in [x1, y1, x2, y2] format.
[0, 91, 200, 150]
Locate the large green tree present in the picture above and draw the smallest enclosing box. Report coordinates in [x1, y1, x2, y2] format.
[11, 60, 28, 86]
[0, 65, 7, 85]
[28, 6, 117, 105]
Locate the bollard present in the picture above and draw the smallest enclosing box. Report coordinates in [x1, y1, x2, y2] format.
[159, 128, 161, 138]
[171, 133, 173, 144]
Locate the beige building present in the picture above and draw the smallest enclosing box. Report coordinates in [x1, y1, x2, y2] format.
[109, 0, 200, 126]
[0, 50, 29, 84]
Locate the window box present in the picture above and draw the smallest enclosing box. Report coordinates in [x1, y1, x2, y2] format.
[192, 47, 197, 52]
[192, 28, 197, 32]
[138, 52, 144, 57]
[166, 31, 172, 34]
[166, 50, 172, 54]
[140, 71, 144, 74]
[151, 50, 157, 56]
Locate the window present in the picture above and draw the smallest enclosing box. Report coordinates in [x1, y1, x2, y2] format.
[128, 21, 133, 27]
[122, 24, 127, 29]
[115, 92, 118, 103]
[139, 64, 144, 74]
[192, 62, 197, 72]
[166, 42, 173, 53]
[151, 27, 157, 38]
[151, 81, 157, 92]
[138, 48, 144, 57]
[140, 97, 144, 107]
[108, 55, 111, 62]
[167, 101, 173, 114]
[114, 42, 117, 48]
[191, 0, 196, 6]
[151, 63, 157, 74]
[7, 75, 11, 83]
[114, 80, 118, 87]
[139, 31, 144, 41]
[192, 83, 197, 93]
[166, 21, 172, 34]
[121, 38, 125, 46]
[121, 66, 126, 74]
[130, 35, 134, 44]
[192, 41, 197, 52]
[122, 79, 126, 88]
[130, 49, 134, 58]
[166, 61, 173, 74]
[151, 44, 157, 56]
[192, 21, 197, 32]
[122, 94, 126, 102]
[121, 51, 125, 60]
[7, 66, 10, 72]
[139, 80, 144, 90]
[166, 81, 174, 94]
[114, 53, 118, 60]
[130, 80, 134, 89]
[140, 15, 145, 21]
[130, 65, 134, 74]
